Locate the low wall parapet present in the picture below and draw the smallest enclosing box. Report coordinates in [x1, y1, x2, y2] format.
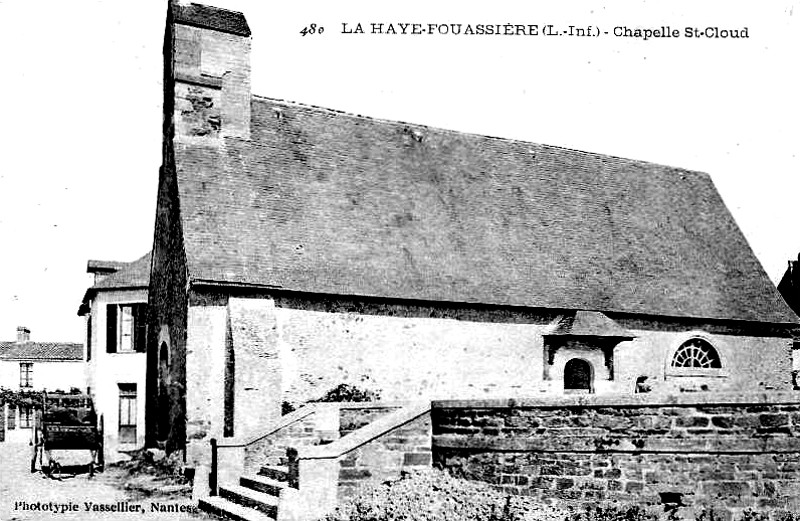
[432, 392, 800, 518]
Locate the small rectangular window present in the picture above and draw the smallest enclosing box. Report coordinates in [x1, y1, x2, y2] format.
[119, 306, 134, 352]
[7, 405, 16, 430]
[19, 407, 33, 429]
[118, 383, 137, 444]
[19, 363, 33, 388]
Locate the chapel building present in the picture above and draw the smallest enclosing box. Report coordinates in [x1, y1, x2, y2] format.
[146, 3, 799, 463]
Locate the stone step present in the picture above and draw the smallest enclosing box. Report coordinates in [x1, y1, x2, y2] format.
[219, 484, 280, 518]
[198, 495, 276, 521]
[240, 474, 287, 497]
[258, 465, 290, 483]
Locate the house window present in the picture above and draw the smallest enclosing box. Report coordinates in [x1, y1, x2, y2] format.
[118, 383, 137, 444]
[20, 363, 33, 388]
[119, 306, 134, 352]
[7, 405, 16, 430]
[106, 304, 147, 353]
[19, 407, 33, 429]
[671, 338, 721, 369]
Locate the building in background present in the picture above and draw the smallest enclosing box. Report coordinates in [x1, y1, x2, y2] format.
[0, 327, 84, 443]
[146, 2, 799, 469]
[776, 254, 800, 387]
[78, 252, 150, 459]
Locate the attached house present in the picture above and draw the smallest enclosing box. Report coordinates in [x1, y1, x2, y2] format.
[78, 252, 150, 458]
[142, 2, 798, 469]
[0, 327, 84, 443]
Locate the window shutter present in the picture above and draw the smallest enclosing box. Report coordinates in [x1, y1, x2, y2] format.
[134, 304, 148, 353]
[106, 305, 117, 353]
[87, 316, 92, 361]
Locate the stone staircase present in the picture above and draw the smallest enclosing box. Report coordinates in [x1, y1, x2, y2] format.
[199, 465, 290, 521]
[197, 402, 432, 521]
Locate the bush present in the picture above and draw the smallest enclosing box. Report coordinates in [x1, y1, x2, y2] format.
[324, 469, 560, 521]
[111, 448, 188, 484]
[281, 401, 296, 415]
[311, 384, 380, 403]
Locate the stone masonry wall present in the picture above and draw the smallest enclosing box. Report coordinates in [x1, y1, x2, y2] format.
[241, 404, 400, 473]
[337, 412, 432, 500]
[433, 394, 800, 519]
[243, 412, 322, 472]
[180, 289, 793, 474]
[268, 298, 792, 405]
[339, 406, 398, 436]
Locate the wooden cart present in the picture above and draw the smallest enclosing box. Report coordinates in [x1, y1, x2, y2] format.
[30, 392, 103, 477]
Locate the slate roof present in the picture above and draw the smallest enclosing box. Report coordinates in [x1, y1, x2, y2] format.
[170, 2, 250, 37]
[172, 96, 798, 325]
[87, 259, 128, 274]
[78, 252, 151, 315]
[546, 311, 635, 338]
[90, 252, 151, 291]
[0, 342, 83, 361]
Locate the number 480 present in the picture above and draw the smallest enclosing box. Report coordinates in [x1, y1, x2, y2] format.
[300, 24, 324, 36]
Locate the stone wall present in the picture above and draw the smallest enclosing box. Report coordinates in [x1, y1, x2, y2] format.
[287, 404, 432, 521]
[242, 407, 331, 473]
[432, 394, 800, 518]
[337, 411, 432, 500]
[179, 290, 794, 474]
[268, 296, 793, 404]
[237, 403, 403, 474]
[273, 303, 552, 404]
[339, 405, 403, 436]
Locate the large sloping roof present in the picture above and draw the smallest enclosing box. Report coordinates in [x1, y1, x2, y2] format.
[173, 96, 797, 325]
[0, 342, 83, 361]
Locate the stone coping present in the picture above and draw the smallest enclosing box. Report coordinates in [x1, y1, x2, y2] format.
[433, 434, 800, 454]
[324, 401, 409, 410]
[217, 406, 317, 449]
[432, 392, 800, 409]
[299, 402, 430, 460]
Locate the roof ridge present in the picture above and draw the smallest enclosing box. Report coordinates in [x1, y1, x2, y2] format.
[250, 93, 709, 178]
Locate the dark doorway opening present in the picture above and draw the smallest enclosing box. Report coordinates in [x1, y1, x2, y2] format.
[564, 358, 593, 393]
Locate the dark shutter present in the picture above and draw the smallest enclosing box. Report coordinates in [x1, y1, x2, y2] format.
[133, 304, 148, 353]
[106, 305, 117, 353]
[86, 316, 92, 361]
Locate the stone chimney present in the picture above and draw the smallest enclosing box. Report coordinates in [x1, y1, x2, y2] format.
[164, 1, 252, 142]
[16, 326, 31, 343]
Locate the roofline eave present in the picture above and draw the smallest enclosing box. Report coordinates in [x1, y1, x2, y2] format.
[188, 278, 800, 329]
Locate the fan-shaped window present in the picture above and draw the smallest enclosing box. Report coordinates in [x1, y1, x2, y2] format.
[671, 338, 721, 369]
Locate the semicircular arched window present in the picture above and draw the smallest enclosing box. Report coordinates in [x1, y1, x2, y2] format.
[671, 338, 721, 369]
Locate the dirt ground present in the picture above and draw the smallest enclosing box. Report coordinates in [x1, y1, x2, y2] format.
[0, 441, 212, 521]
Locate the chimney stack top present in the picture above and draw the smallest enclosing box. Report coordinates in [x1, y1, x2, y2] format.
[16, 326, 31, 343]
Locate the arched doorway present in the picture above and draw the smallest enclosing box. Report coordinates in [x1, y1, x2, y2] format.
[564, 358, 593, 393]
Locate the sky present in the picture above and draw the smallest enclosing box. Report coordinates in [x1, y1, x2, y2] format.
[0, 1, 798, 342]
